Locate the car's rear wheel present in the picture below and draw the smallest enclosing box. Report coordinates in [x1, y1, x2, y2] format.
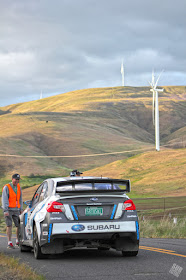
[33, 226, 45, 259]
[122, 250, 138, 257]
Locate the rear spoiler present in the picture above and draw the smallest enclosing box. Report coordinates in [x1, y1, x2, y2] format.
[56, 178, 131, 193]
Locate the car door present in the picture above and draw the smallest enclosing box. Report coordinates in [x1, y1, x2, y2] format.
[26, 183, 44, 239]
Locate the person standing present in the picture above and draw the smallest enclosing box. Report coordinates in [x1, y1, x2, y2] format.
[2, 174, 23, 249]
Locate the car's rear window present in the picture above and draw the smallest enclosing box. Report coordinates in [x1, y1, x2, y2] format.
[56, 182, 121, 192]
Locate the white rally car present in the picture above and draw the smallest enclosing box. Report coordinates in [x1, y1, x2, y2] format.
[19, 177, 139, 259]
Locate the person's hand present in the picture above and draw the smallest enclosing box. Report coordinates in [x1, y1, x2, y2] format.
[20, 210, 23, 214]
[4, 212, 9, 217]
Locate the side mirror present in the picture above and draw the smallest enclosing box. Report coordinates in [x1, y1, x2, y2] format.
[24, 200, 32, 207]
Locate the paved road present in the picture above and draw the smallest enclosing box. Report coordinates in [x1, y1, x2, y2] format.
[0, 234, 185, 280]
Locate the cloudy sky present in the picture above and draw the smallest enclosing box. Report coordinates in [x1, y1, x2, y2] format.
[0, 0, 185, 106]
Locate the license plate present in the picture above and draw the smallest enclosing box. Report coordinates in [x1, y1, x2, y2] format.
[85, 207, 103, 216]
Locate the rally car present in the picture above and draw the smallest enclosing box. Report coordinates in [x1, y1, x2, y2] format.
[18, 177, 139, 259]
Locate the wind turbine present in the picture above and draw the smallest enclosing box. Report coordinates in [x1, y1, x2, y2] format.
[40, 90, 43, 99]
[121, 60, 124, 86]
[149, 70, 164, 151]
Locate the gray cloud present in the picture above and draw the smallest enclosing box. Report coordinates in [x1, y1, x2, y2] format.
[0, 0, 185, 106]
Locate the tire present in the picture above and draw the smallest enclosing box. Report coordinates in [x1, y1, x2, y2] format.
[33, 226, 45, 259]
[122, 251, 138, 257]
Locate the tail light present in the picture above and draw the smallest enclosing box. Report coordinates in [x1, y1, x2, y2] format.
[46, 201, 65, 212]
[123, 199, 136, 211]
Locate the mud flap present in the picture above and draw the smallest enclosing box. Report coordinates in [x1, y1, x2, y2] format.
[41, 240, 64, 254]
[115, 236, 139, 251]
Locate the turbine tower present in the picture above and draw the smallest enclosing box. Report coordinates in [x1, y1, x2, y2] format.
[40, 90, 43, 99]
[121, 60, 124, 86]
[149, 70, 164, 151]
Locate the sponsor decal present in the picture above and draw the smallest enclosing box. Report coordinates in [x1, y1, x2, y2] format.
[48, 224, 52, 243]
[86, 203, 102, 205]
[42, 223, 47, 227]
[50, 217, 62, 220]
[24, 213, 28, 226]
[110, 204, 117, 220]
[127, 215, 137, 218]
[52, 221, 136, 234]
[127, 210, 134, 212]
[136, 221, 140, 240]
[87, 224, 120, 230]
[71, 224, 85, 232]
[71, 205, 78, 220]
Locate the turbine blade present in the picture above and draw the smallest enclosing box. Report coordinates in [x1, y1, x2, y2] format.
[121, 61, 124, 74]
[155, 69, 164, 88]
[152, 69, 155, 87]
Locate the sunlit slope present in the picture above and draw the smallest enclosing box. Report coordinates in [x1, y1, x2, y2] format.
[1, 86, 186, 114]
[0, 86, 185, 176]
[1, 86, 185, 141]
[0, 109, 150, 176]
[84, 149, 186, 197]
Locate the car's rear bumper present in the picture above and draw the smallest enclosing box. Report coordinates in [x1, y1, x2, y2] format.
[40, 220, 139, 246]
[41, 231, 139, 254]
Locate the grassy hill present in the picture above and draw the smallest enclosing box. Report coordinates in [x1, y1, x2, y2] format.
[84, 149, 186, 197]
[19, 148, 186, 201]
[0, 86, 185, 183]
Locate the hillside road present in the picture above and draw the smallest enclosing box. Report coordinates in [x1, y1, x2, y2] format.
[0, 235, 185, 280]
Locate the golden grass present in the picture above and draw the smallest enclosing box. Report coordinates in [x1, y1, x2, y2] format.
[0, 85, 185, 178]
[84, 148, 186, 197]
[1, 86, 185, 114]
[0, 253, 45, 280]
[0, 114, 54, 138]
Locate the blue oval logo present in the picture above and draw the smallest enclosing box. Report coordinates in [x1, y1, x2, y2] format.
[90, 197, 98, 201]
[71, 224, 85, 232]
